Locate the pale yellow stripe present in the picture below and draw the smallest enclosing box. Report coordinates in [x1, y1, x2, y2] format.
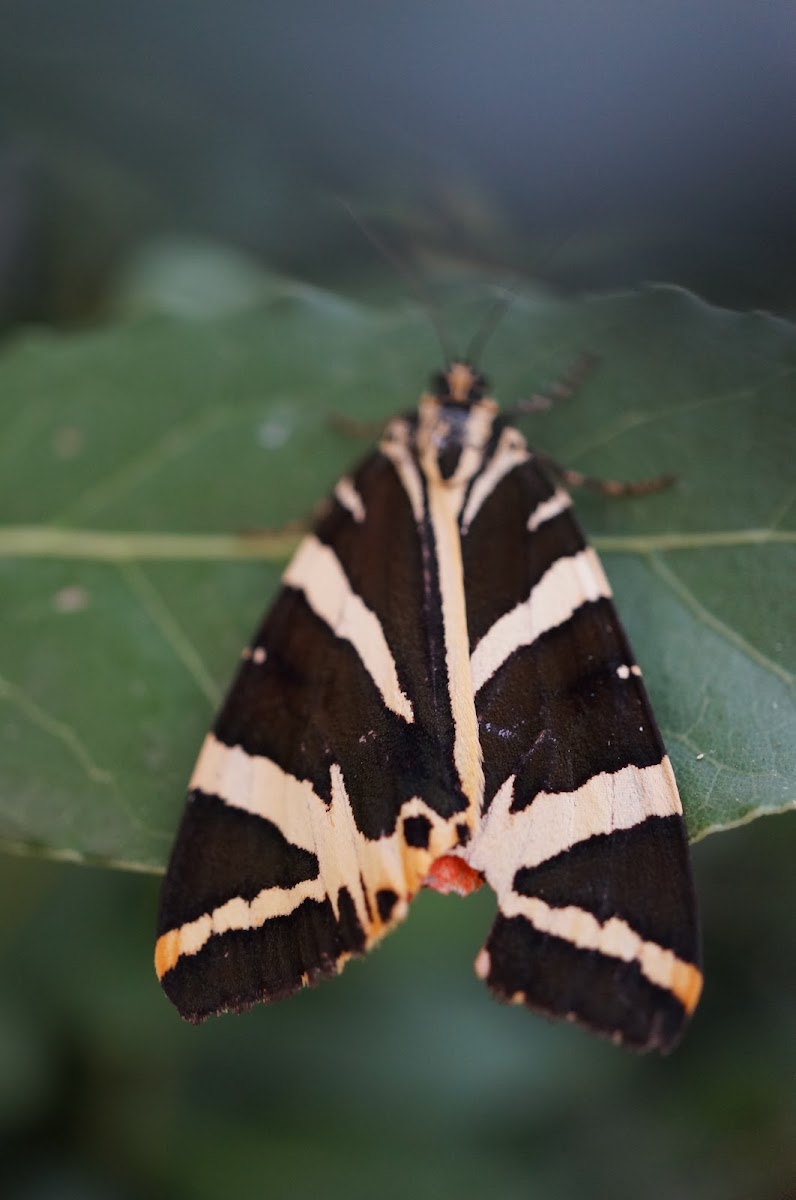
[284, 535, 414, 722]
[409, 400, 493, 819]
[466, 760, 699, 1013]
[379, 419, 425, 522]
[500, 894, 702, 1014]
[189, 735, 319, 851]
[424, 472, 484, 817]
[467, 760, 683, 892]
[527, 486, 572, 532]
[450, 399, 500, 500]
[333, 476, 366, 522]
[469, 547, 612, 694]
[155, 876, 327, 978]
[460, 425, 530, 532]
[157, 746, 462, 978]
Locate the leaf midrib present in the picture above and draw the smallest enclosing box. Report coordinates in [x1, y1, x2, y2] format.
[0, 524, 793, 562]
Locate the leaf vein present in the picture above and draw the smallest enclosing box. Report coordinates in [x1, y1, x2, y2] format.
[53, 405, 231, 526]
[645, 553, 794, 687]
[119, 563, 221, 708]
[561, 367, 796, 464]
[0, 669, 116, 790]
[0, 525, 792, 561]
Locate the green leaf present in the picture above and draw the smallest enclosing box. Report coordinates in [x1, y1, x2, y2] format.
[0, 278, 793, 871]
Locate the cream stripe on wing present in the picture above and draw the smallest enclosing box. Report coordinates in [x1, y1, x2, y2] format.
[468, 761, 701, 1012]
[467, 759, 682, 888]
[527, 486, 572, 532]
[189, 737, 461, 908]
[155, 738, 461, 978]
[482, 894, 702, 1014]
[470, 548, 612, 694]
[450, 399, 501, 503]
[423, 467, 485, 820]
[188, 734, 320, 851]
[334, 476, 366, 522]
[460, 425, 530, 532]
[379, 418, 425, 523]
[283, 534, 414, 722]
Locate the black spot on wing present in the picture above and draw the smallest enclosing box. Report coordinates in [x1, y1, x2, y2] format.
[483, 914, 688, 1053]
[403, 815, 432, 848]
[514, 817, 700, 966]
[477, 598, 666, 806]
[157, 790, 319, 935]
[376, 889, 400, 921]
[456, 822, 471, 845]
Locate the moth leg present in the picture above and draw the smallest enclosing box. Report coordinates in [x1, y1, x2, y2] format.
[514, 351, 599, 415]
[541, 455, 677, 497]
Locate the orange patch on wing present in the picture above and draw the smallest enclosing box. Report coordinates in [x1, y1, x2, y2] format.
[670, 960, 703, 1014]
[154, 930, 180, 980]
[424, 855, 484, 897]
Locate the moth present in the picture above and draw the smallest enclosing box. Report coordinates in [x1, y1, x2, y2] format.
[156, 359, 702, 1052]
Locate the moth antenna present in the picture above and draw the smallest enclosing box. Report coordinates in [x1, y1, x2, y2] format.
[465, 288, 515, 366]
[337, 197, 455, 366]
[466, 228, 584, 367]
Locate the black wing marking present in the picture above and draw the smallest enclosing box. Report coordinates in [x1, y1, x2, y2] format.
[157, 426, 471, 1021]
[461, 443, 702, 1052]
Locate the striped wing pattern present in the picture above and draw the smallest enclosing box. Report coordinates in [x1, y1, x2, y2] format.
[156, 368, 701, 1050]
[156, 432, 474, 1021]
[461, 449, 701, 1051]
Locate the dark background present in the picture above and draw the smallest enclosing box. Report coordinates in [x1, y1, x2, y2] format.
[1, 4, 795, 1198]
[2, 2, 796, 326]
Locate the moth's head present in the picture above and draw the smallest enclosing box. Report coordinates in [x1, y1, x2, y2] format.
[431, 361, 488, 406]
[418, 361, 498, 482]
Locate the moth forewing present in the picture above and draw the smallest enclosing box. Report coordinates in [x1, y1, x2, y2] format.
[156, 361, 701, 1051]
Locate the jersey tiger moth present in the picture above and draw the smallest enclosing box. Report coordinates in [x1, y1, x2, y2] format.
[155, 359, 702, 1053]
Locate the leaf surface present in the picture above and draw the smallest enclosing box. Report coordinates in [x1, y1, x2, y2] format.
[1, 279, 793, 870]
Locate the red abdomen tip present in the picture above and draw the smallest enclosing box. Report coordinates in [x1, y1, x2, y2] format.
[424, 855, 484, 897]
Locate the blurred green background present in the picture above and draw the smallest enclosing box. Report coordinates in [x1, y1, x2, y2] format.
[1, 5, 795, 1199]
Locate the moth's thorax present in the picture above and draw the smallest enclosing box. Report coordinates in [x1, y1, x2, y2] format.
[416, 394, 499, 484]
